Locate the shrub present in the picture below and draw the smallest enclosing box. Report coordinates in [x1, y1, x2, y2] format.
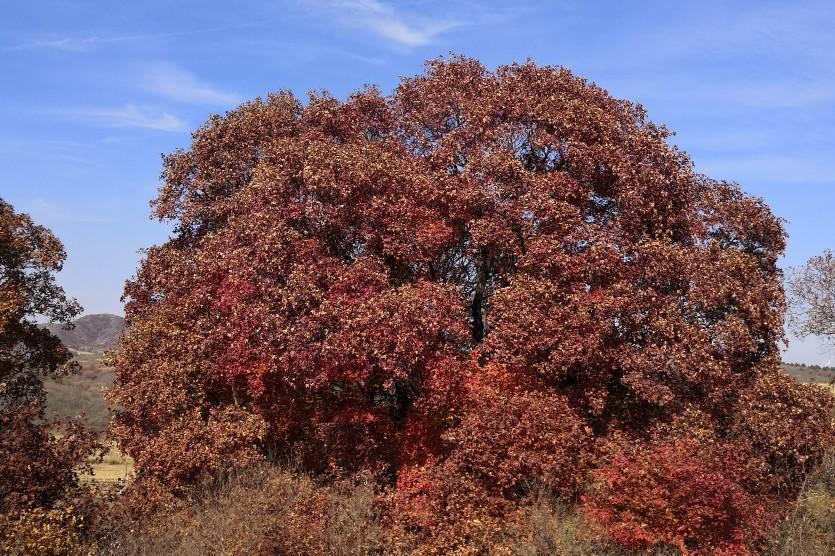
[97, 465, 383, 556]
[583, 440, 774, 555]
[731, 371, 835, 495]
[443, 366, 594, 499]
[0, 405, 98, 514]
[0, 505, 86, 556]
[767, 450, 835, 556]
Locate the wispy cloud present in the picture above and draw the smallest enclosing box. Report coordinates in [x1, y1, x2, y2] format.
[605, 2, 835, 68]
[139, 63, 241, 106]
[47, 104, 186, 132]
[3, 23, 261, 53]
[615, 75, 835, 113]
[310, 0, 463, 47]
[27, 197, 115, 224]
[4, 33, 158, 53]
[4, 36, 107, 52]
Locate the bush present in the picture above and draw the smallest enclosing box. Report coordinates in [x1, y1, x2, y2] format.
[0, 505, 87, 556]
[98, 465, 383, 556]
[0, 405, 99, 514]
[583, 440, 774, 555]
[767, 450, 835, 556]
[731, 371, 835, 494]
[443, 366, 594, 499]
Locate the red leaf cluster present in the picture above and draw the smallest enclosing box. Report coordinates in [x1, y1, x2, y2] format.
[583, 440, 773, 555]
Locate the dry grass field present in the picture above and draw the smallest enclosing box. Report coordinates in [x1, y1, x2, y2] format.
[83, 443, 134, 485]
[44, 349, 114, 433]
[782, 363, 835, 395]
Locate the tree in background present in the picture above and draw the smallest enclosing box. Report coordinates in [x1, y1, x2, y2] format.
[0, 197, 97, 515]
[788, 249, 835, 349]
[112, 56, 835, 553]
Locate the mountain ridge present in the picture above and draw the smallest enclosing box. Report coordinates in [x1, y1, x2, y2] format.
[44, 313, 125, 352]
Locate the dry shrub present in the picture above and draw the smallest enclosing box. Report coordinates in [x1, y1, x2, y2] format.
[513, 488, 609, 556]
[91, 453, 834, 556]
[767, 450, 835, 556]
[263, 470, 383, 555]
[98, 464, 383, 556]
[514, 487, 679, 556]
[0, 505, 86, 556]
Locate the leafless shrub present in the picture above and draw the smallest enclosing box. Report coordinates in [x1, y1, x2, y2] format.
[767, 450, 835, 556]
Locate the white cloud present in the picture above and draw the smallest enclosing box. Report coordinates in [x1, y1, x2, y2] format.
[140, 63, 241, 106]
[313, 0, 463, 47]
[3, 24, 262, 53]
[50, 104, 186, 132]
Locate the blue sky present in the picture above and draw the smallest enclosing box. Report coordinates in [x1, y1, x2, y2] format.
[2, 1, 834, 363]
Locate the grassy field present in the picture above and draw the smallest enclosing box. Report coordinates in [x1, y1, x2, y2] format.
[82, 443, 134, 485]
[782, 363, 835, 394]
[44, 349, 114, 433]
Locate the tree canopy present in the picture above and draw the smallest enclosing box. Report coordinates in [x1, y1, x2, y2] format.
[0, 197, 96, 514]
[111, 56, 835, 553]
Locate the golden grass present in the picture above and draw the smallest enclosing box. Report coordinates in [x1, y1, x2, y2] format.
[81, 443, 133, 484]
[767, 450, 835, 555]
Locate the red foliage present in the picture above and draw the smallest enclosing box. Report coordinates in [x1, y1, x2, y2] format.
[0, 198, 98, 516]
[443, 366, 594, 499]
[0, 404, 98, 514]
[110, 56, 835, 549]
[731, 369, 835, 493]
[584, 440, 774, 555]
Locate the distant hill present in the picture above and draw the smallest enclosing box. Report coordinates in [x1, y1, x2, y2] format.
[45, 313, 125, 352]
[42, 314, 124, 431]
[781, 362, 835, 386]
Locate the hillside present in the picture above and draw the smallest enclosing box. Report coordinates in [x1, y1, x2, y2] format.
[44, 313, 125, 352]
[42, 314, 123, 432]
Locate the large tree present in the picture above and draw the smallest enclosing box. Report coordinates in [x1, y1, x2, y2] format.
[112, 57, 834, 553]
[0, 198, 95, 514]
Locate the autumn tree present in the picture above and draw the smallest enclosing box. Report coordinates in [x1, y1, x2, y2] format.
[112, 56, 834, 552]
[0, 197, 96, 514]
[788, 249, 835, 349]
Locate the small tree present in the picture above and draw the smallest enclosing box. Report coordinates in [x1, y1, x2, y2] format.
[0, 197, 96, 514]
[788, 249, 835, 349]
